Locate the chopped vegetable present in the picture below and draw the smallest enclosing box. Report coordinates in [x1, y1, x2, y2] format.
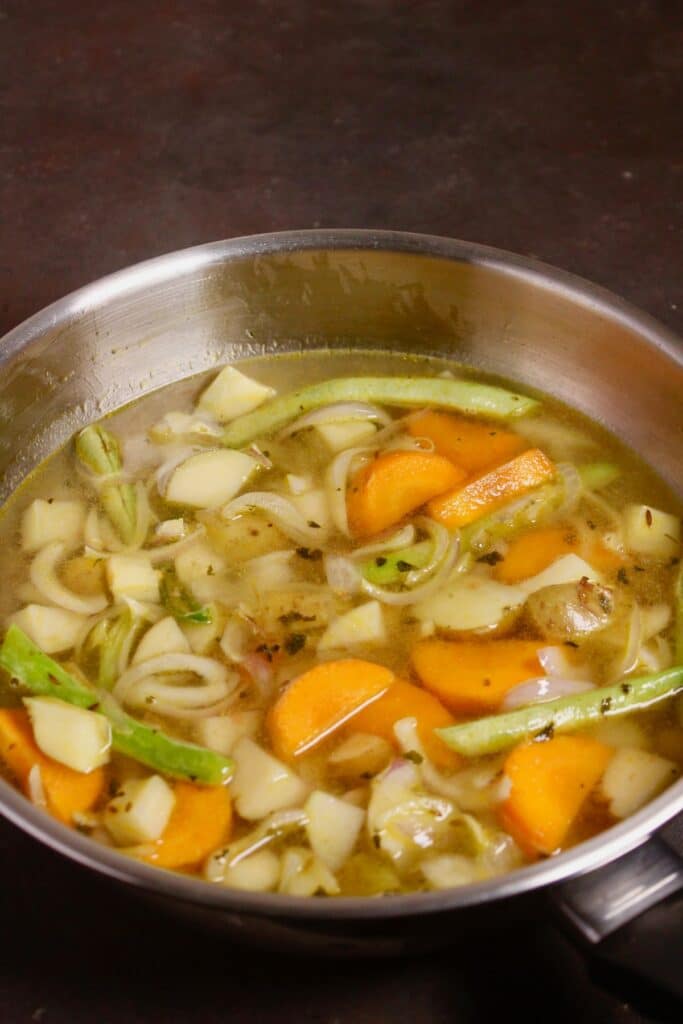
[412, 638, 543, 715]
[315, 419, 377, 452]
[75, 425, 138, 544]
[267, 658, 395, 759]
[328, 732, 394, 778]
[230, 737, 309, 819]
[599, 747, 678, 818]
[0, 627, 233, 784]
[347, 450, 466, 538]
[164, 449, 259, 508]
[0, 709, 106, 824]
[623, 504, 680, 560]
[132, 616, 190, 664]
[350, 679, 462, 770]
[427, 448, 556, 530]
[221, 376, 540, 448]
[525, 578, 615, 642]
[500, 736, 612, 855]
[197, 365, 276, 423]
[304, 790, 365, 871]
[106, 555, 160, 603]
[317, 600, 386, 651]
[494, 527, 580, 584]
[159, 567, 212, 624]
[9, 605, 88, 654]
[518, 553, 601, 594]
[104, 775, 176, 846]
[142, 782, 232, 868]
[194, 710, 261, 756]
[407, 410, 526, 474]
[361, 541, 433, 585]
[25, 697, 111, 773]
[437, 665, 683, 756]
[21, 499, 86, 554]
[87, 606, 144, 689]
[413, 576, 527, 632]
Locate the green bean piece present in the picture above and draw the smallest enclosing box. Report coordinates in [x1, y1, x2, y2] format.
[436, 666, 683, 756]
[675, 565, 683, 665]
[0, 626, 232, 785]
[361, 541, 433, 586]
[160, 567, 213, 624]
[0, 624, 97, 708]
[221, 376, 540, 448]
[84, 608, 144, 690]
[75, 424, 138, 544]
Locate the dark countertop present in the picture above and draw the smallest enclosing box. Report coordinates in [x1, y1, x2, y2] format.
[0, 2, 681, 1022]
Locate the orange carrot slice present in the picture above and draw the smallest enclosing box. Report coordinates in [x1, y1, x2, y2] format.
[347, 450, 466, 538]
[0, 708, 106, 825]
[268, 659, 395, 759]
[407, 411, 526, 475]
[494, 527, 580, 583]
[411, 639, 544, 715]
[143, 781, 232, 869]
[427, 448, 555, 530]
[351, 678, 462, 771]
[500, 736, 612, 855]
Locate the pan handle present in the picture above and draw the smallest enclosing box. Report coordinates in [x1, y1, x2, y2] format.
[551, 818, 683, 1002]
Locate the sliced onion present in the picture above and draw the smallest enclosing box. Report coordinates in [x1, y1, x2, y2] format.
[350, 525, 416, 560]
[113, 652, 233, 714]
[610, 602, 642, 681]
[360, 532, 460, 607]
[221, 491, 329, 545]
[144, 525, 206, 565]
[403, 516, 449, 586]
[241, 651, 277, 700]
[324, 446, 375, 536]
[125, 676, 238, 720]
[324, 553, 362, 594]
[502, 676, 595, 710]
[30, 541, 108, 615]
[279, 402, 392, 438]
[538, 645, 592, 681]
[154, 445, 199, 496]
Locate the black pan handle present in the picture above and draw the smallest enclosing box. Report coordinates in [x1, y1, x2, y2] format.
[551, 817, 683, 1004]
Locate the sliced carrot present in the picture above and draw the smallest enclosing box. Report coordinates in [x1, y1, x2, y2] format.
[494, 527, 579, 583]
[268, 659, 395, 759]
[427, 448, 555, 530]
[411, 639, 544, 715]
[347, 450, 466, 538]
[143, 781, 232, 869]
[351, 679, 462, 771]
[407, 411, 526, 475]
[494, 527, 625, 584]
[0, 708, 106, 825]
[500, 736, 612, 856]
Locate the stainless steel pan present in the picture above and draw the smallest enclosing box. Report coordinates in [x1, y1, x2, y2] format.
[0, 231, 681, 991]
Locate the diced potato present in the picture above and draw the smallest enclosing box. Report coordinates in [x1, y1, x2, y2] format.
[623, 504, 680, 560]
[149, 411, 221, 443]
[421, 854, 480, 889]
[197, 366, 276, 423]
[181, 604, 226, 655]
[243, 551, 296, 591]
[255, 585, 348, 636]
[194, 710, 262, 755]
[587, 718, 646, 750]
[279, 847, 340, 896]
[132, 616, 190, 664]
[25, 697, 111, 773]
[519, 554, 601, 594]
[414, 576, 526, 632]
[9, 605, 88, 654]
[318, 600, 386, 652]
[290, 488, 330, 533]
[165, 450, 259, 508]
[60, 556, 107, 597]
[525, 579, 614, 641]
[315, 420, 377, 452]
[304, 790, 365, 871]
[104, 775, 176, 845]
[230, 737, 309, 820]
[328, 733, 393, 778]
[286, 474, 313, 495]
[219, 615, 253, 661]
[174, 540, 226, 586]
[154, 518, 186, 542]
[221, 849, 281, 891]
[107, 555, 161, 603]
[600, 747, 678, 818]
[21, 499, 86, 554]
[201, 510, 290, 563]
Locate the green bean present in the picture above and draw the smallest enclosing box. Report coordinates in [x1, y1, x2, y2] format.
[361, 541, 433, 585]
[0, 626, 232, 785]
[436, 666, 683, 756]
[221, 376, 540, 447]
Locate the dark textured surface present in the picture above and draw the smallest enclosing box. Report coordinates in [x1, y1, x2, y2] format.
[0, 1, 682, 1022]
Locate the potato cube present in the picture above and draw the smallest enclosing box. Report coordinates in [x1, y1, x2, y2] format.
[104, 775, 176, 845]
[21, 499, 86, 553]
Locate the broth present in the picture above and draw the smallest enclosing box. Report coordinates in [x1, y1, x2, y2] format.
[0, 350, 680, 896]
